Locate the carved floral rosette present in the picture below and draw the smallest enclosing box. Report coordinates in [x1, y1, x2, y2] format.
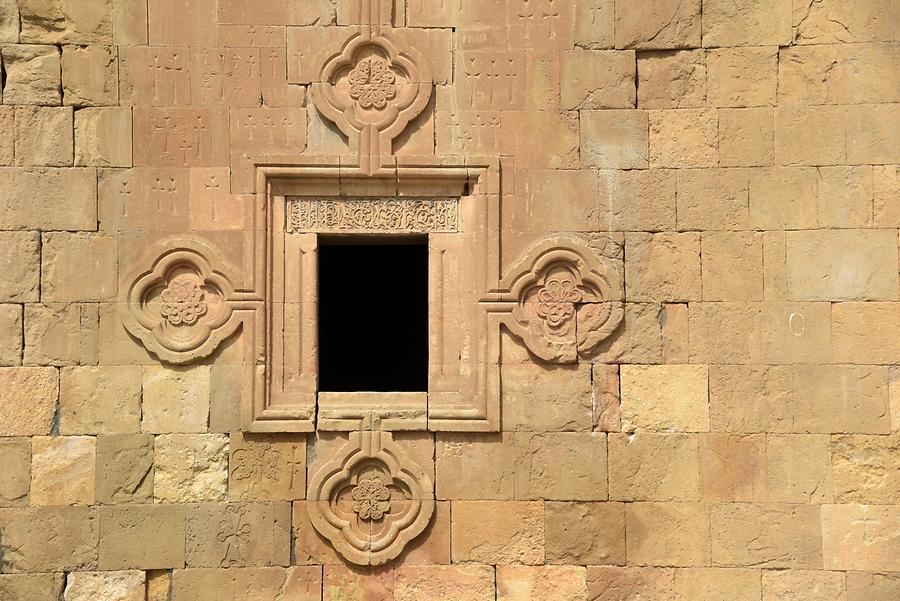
[121, 240, 242, 364]
[499, 237, 625, 363]
[307, 431, 434, 565]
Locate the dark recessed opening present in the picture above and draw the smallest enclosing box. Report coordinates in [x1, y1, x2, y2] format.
[318, 236, 428, 392]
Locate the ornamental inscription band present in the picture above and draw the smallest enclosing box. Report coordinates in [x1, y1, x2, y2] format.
[286, 197, 459, 233]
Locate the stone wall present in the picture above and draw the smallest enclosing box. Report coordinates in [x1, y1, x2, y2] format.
[0, 0, 899, 599]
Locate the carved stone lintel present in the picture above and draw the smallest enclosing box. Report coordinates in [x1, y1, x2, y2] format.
[286, 197, 458, 233]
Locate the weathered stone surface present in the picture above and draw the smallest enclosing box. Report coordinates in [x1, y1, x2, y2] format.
[0, 574, 65, 601]
[24, 303, 99, 366]
[767, 434, 832, 503]
[624, 232, 701, 302]
[172, 567, 321, 601]
[508, 168, 600, 232]
[762, 569, 846, 601]
[502, 364, 592, 431]
[615, 0, 700, 49]
[560, 50, 635, 109]
[1, 44, 61, 104]
[500, 110, 579, 169]
[847, 103, 900, 165]
[154, 434, 228, 503]
[718, 108, 774, 167]
[874, 166, 900, 227]
[847, 571, 900, 601]
[701, 232, 763, 301]
[96, 433, 154, 504]
[64, 571, 145, 601]
[674, 568, 761, 601]
[703, 0, 791, 45]
[545, 502, 625, 565]
[817, 166, 874, 228]
[0, 168, 98, 230]
[833, 302, 900, 363]
[497, 565, 588, 601]
[0, 231, 40, 302]
[62, 45, 118, 106]
[18, 0, 112, 44]
[580, 110, 648, 169]
[710, 503, 822, 568]
[592, 363, 620, 431]
[599, 169, 676, 231]
[574, 0, 614, 49]
[626, 502, 710, 567]
[0, 0, 19, 42]
[620, 365, 709, 432]
[707, 47, 777, 107]
[832, 433, 900, 504]
[41, 233, 117, 302]
[186, 502, 291, 568]
[637, 50, 706, 108]
[141, 365, 211, 433]
[75, 107, 133, 166]
[322, 565, 393, 601]
[0, 367, 58, 436]
[699, 434, 767, 502]
[689, 303, 762, 364]
[394, 565, 495, 601]
[229, 432, 306, 501]
[0, 506, 98, 572]
[99, 504, 186, 569]
[30, 436, 96, 506]
[649, 109, 717, 168]
[0, 438, 30, 506]
[587, 567, 674, 601]
[823, 504, 900, 571]
[775, 106, 847, 166]
[60, 366, 141, 434]
[451, 501, 544, 564]
[0, 108, 12, 163]
[436, 432, 516, 500]
[676, 168, 750, 230]
[13, 106, 73, 166]
[609, 433, 699, 501]
[513, 432, 607, 501]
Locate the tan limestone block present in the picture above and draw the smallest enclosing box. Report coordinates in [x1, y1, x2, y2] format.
[501, 363, 592, 431]
[401, 500, 451, 565]
[322, 565, 394, 601]
[508, 0, 574, 50]
[292, 500, 345, 565]
[451, 501, 544, 564]
[118, 46, 191, 107]
[0, 438, 30, 506]
[434, 104, 501, 156]
[662, 302, 690, 363]
[620, 365, 709, 432]
[676, 168, 750, 230]
[61, 45, 118, 106]
[703, 0, 791, 46]
[436, 432, 515, 500]
[113, 0, 148, 45]
[286, 25, 355, 84]
[599, 169, 676, 231]
[1, 44, 61, 104]
[673, 568, 761, 601]
[707, 47, 777, 107]
[718, 108, 774, 167]
[209, 363, 242, 433]
[0, 574, 65, 601]
[13, 106, 73, 166]
[0, 367, 58, 436]
[0, 0, 18, 42]
[767, 434, 832, 503]
[185, 502, 290, 568]
[574, 0, 614, 49]
[217, 0, 333, 25]
[587, 567, 674, 601]
[893, 366, 900, 431]
[822, 504, 900, 571]
[762, 569, 846, 601]
[98, 504, 186, 569]
[847, 572, 900, 601]
[0, 506, 98, 572]
[497, 566, 588, 601]
[689, 303, 762, 364]
[154, 434, 228, 503]
[0, 167, 98, 230]
[698, 434, 767, 502]
[649, 109, 717, 168]
[0, 108, 12, 163]
[190, 48, 262, 108]
[834, 302, 900, 364]
[581, 110, 648, 169]
[229, 432, 306, 501]
[500, 110, 579, 169]
[230, 108, 307, 155]
[148, 0, 217, 47]
[508, 168, 600, 232]
[560, 50, 635, 110]
[0, 231, 40, 302]
[394, 565, 495, 601]
[775, 106, 847, 166]
[24, 303, 99, 366]
[60, 366, 141, 434]
[133, 108, 230, 167]
[794, 0, 896, 44]
[172, 567, 321, 601]
[64, 571, 145, 601]
[96, 433, 154, 504]
[832, 433, 900, 504]
[848, 104, 900, 165]
[710, 503, 822, 568]
[407, 0, 507, 28]
[97, 167, 190, 232]
[141, 365, 210, 434]
[42, 233, 117, 302]
[748, 166, 819, 229]
[763, 231, 788, 300]
[188, 168, 252, 232]
[18, 0, 111, 44]
[701, 231, 763, 301]
[0, 302, 20, 360]
[818, 166, 874, 228]
[30, 436, 96, 506]
[615, 0, 700, 49]
[545, 502, 625, 565]
[609, 432, 700, 501]
[513, 432, 607, 501]
[75, 107, 133, 167]
[594, 303, 667, 365]
[785, 229, 898, 301]
[592, 363, 620, 431]
[625, 502, 710, 567]
[637, 50, 706, 108]
[625, 232, 701, 302]
[260, 47, 306, 108]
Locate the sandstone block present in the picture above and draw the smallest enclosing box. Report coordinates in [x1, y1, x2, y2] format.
[0, 312, 21, 363]
[75, 107, 133, 167]
[649, 109, 717, 168]
[0, 167, 98, 230]
[574, 0, 614, 49]
[701, 232, 763, 301]
[0, 367, 58, 436]
[118, 46, 191, 106]
[707, 47, 777, 107]
[599, 169, 676, 231]
[18, 0, 112, 44]
[451, 501, 544, 564]
[625, 502, 710, 567]
[500, 111, 579, 169]
[436, 432, 516, 500]
[560, 50, 635, 109]
[186, 502, 290, 568]
[501, 363, 592, 432]
[847, 104, 900, 165]
[0, 231, 40, 302]
[99, 504, 186, 569]
[13, 106, 74, 166]
[767, 434, 832, 503]
[96, 433, 154, 504]
[817, 166, 874, 228]
[893, 366, 900, 432]
[0, 438, 30, 506]
[592, 363, 620, 431]
[24, 303, 99, 366]
[30, 436, 95, 506]
[676, 168, 750, 230]
[703, 0, 791, 46]
[508, 168, 600, 232]
[154, 433, 228, 503]
[776, 106, 847, 165]
[41, 233, 117, 301]
[620, 365, 709, 432]
[64, 571, 145, 601]
[133, 108, 229, 168]
[637, 50, 706, 108]
[760, 302, 832, 365]
[718, 108, 774, 167]
[710, 503, 822, 568]
[0, 506, 98, 572]
[229, 432, 306, 501]
[0, 0, 18, 42]
[594, 302, 672, 364]
[581, 110, 648, 169]
[545, 502, 625, 565]
[394, 565, 495, 601]
[291, 501, 345, 565]
[587, 567, 674, 601]
[822, 504, 900, 571]
[0, 574, 65, 601]
[60, 366, 141, 434]
[172, 567, 321, 601]
[230, 108, 307, 155]
[794, 0, 896, 43]
[1, 44, 61, 104]
[833, 302, 900, 363]
[748, 166, 819, 229]
[62, 45, 118, 106]
[148, 0, 217, 47]
[113, 0, 148, 44]
[698, 434, 767, 502]
[513, 432, 607, 501]
[324, 563, 393, 598]
[673, 568, 761, 601]
[762, 569, 846, 601]
[141, 365, 211, 433]
[497, 566, 588, 601]
[847, 572, 900, 601]
[615, 0, 700, 49]
[609, 433, 699, 501]
[689, 302, 762, 364]
[0, 108, 12, 163]
[624, 232, 701, 302]
[832, 433, 900, 504]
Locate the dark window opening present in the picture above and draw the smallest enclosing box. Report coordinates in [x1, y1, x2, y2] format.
[318, 237, 428, 392]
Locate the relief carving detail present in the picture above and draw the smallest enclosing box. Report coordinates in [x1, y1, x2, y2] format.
[286, 197, 458, 233]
